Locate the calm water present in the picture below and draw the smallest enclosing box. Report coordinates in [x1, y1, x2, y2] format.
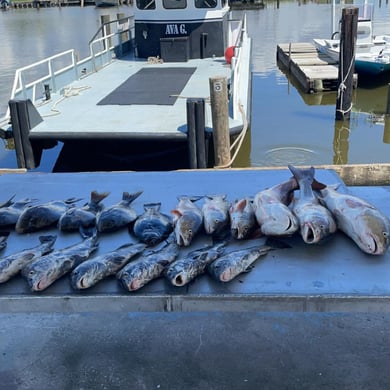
[1, 1, 390, 170]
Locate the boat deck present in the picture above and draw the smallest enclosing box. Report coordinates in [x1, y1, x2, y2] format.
[0, 168, 389, 313]
[30, 53, 236, 141]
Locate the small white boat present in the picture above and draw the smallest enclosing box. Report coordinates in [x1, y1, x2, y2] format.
[0, 0, 252, 171]
[313, 3, 390, 76]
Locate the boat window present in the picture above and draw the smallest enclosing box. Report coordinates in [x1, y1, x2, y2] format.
[136, 0, 156, 9]
[163, 0, 186, 9]
[195, 0, 217, 8]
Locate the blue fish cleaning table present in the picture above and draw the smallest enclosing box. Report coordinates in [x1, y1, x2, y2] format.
[0, 168, 389, 313]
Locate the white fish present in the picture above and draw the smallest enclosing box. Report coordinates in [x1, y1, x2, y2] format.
[171, 196, 203, 247]
[318, 185, 390, 255]
[229, 197, 257, 239]
[288, 164, 337, 244]
[253, 177, 299, 236]
[202, 195, 230, 235]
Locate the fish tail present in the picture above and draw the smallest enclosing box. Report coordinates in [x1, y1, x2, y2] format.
[177, 195, 204, 203]
[0, 194, 15, 208]
[91, 190, 110, 204]
[288, 164, 315, 183]
[123, 190, 143, 203]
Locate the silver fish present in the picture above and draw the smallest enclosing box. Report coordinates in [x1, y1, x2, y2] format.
[202, 195, 230, 235]
[70, 242, 146, 290]
[15, 198, 81, 234]
[118, 235, 180, 291]
[165, 241, 226, 286]
[96, 190, 143, 233]
[133, 202, 173, 246]
[59, 190, 110, 232]
[0, 232, 10, 252]
[0, 235, 57, 283]
[318, 185, 390, 255]
[0, 197, 37, 229]
[288, 165, 337, 244]
[229, 197, 257, 239]
[171, 196, 203, 247]
[253, 177, 299, 236]
[207, 245, 272, 282]
[21, 233, 99, 291]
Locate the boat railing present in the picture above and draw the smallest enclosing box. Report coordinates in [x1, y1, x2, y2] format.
[229, 14, 250, 120]
[0, 15, 134, 128]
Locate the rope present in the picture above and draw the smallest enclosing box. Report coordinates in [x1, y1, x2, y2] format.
[42, 86, 91, 117]
[214, 101, 248, 169]
[336, 35, 355, 117]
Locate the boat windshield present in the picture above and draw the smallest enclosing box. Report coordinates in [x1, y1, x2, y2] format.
[136, 0, 221, 9]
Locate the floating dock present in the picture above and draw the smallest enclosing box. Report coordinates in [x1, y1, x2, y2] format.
[276, 42, 358, 93]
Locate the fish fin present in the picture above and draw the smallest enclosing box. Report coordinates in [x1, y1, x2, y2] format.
[0, 194, 15, 208]
[311, 178, 326, 191]
[177, 195, 204, 203]
[171, 209, 183, 218]
[123, 190, 143, 203]
[65, 197, 83, 205]
[143, 202, 162, 211]
[232, 198, 247, 213]
[38, 235, 57, 244]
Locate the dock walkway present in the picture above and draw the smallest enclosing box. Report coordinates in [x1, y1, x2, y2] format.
[276, 42, 357, 93]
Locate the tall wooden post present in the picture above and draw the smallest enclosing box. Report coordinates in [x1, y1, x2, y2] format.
[335, 7, 358, 121]
[209, 76, 230, 168]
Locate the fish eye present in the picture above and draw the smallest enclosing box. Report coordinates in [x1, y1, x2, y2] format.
[383, 232, 389, 238]
[29, 270, 35, 276]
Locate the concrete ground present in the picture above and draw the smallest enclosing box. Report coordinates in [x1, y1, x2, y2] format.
[1, 311, 390, 390]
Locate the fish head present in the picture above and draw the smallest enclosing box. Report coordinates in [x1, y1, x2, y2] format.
[204, 210, 228, 235]
[357, 211, 390, 255]
[208, 260, 233, 282]
[118, 267, 145, 291]
[259, 204, 299, 236]
[70, 262, 106, 290]
[22, 262, 57, 292]
[16, 208, 53, 233]
[300, 217, 336, 244]
[173, 214, 201, 247]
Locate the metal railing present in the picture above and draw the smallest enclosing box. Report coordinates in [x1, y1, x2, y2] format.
[0, 15, 134, 129]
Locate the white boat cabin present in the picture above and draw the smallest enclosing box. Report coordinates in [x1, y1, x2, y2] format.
[134, 0, 231, 60]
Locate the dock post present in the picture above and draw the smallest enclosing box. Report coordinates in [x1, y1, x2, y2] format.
[186, 98, 207, 169]
[209, 76, 230, 168]
[8, 99, 44, 169]
[335, 7, 358, 121]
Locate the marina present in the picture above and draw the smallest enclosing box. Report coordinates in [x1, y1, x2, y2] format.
[0, 3, 390, 388]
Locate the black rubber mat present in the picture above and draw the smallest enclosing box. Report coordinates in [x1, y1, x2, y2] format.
[97, 67, 196, 106]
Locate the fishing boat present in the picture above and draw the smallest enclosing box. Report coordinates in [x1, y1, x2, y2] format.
[0, 0, 252, 172]
[313, 3, 390, 76]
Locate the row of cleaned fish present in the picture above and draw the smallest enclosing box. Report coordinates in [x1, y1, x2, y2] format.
[0, 230, 279, 292]
[1, 165, 389, 255]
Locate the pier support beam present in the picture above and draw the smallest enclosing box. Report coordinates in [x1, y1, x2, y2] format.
[209, 76, 230, 168]
[335, 7, 358, 121]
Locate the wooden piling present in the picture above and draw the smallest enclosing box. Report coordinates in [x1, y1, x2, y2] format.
[335, 7, 358, 121]
[209, 76, 230, 168]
